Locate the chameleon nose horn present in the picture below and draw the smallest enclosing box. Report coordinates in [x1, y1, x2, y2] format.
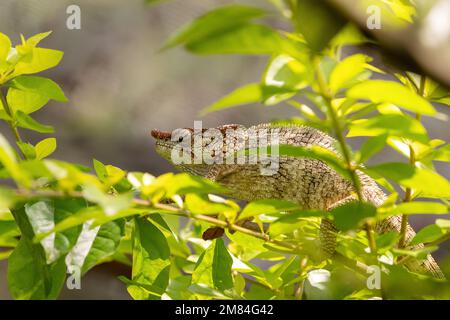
[151, 129, 172, 140]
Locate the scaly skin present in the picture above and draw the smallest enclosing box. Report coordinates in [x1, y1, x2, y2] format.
[151, 123, 444, 278]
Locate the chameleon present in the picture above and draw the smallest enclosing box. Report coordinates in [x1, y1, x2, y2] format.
[151, 123, 444, 279]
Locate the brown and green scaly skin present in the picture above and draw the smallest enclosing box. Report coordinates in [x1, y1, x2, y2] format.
[151, 123, 444, 278]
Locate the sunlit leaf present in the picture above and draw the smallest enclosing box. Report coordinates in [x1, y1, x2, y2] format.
[185, 193, 238, 216]
[329, 54, 371, 94]
[239, 199, 300, 221]
[396, 202, 448, 215]
[368, 163, 450, 198]
[15, 110, 54, 133]
[163, 5, 266, 50]
[35, 138, 56, 160]
[0, 32, 11, 62]
[347, 114, 428, 143]
[347, 80, 436, 115]
[12, 48, 63, 77]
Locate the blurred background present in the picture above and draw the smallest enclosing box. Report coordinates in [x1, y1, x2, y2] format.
[0, 0, 448, 299]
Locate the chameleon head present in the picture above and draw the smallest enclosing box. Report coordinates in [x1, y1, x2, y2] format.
[151, 124, 246, 177]
[151, 127, 211, 176]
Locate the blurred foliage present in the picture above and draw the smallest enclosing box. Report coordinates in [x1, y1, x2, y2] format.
[0, 0, 449, 300]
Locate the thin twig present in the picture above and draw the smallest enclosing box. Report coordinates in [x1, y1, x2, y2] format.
[14, 187, 370, 275]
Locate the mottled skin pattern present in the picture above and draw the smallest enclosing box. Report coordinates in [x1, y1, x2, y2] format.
[151, 123, 443, 278]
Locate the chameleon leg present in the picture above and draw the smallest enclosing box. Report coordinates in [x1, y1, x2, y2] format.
[320, 196, 357, 258]
[319, 218, 338, 258]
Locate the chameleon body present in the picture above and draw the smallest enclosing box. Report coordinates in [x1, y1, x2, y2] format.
[151, 123, 443, 278]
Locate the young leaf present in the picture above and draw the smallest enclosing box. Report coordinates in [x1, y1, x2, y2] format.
[347, 80, 436, 115]
[13, 48, 64, 77]
[0, 32, 11, 62]
[15, 110, 54, 133]
[185, 193, 238, 216]
[35, 138, 56, 160]
[239, 199, 300, 221]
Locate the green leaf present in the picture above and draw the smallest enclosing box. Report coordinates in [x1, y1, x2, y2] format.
[410, 224, 446, 246]
[12, 48, 64, 77]
[24, 31, 52, 47]
[144, 172, 225, 200]
[15, 110, 54, 133]
[347, 114, 428, 143]
[17, 141, 36, 160]
[7, 86, 49, 114]
[396, 202, 449, 215]
[436, 219, 450, 230]
[393, 246, 438, 259]
[277, 144, 350, 180]
[7, 200, 76, 300]
[93, 158, 107, 181]
[185, 193, 238, 216]
[239, 199, 300, 221]
[329, 54, 371, 94]
[356, 134, 387, 164]
[10, 76, 67, 101]
[376, 231, 400, 251]
[24, 200, 60, 263]
[128, 217, 170, 300]
[35, 138, 56, 160]
[347, 80, 436, 115]
[0, 133, 29, 187]
[7, 237, 66, 299]
[367, 163, 450, 198]
[269, 210, 326, 236]
[202, 83, 297, 114]
[192, 238, 233, 292]
[0, 32, 11, 61]
[186, 24, 285, 55]
[331, 201, 377, 231]
[82, 183, 132, 215]
[66, 220, 124, 274]
[262, 54, 311, 105]
[163, 4, 266, 50]
[202, 83, 260, 113]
